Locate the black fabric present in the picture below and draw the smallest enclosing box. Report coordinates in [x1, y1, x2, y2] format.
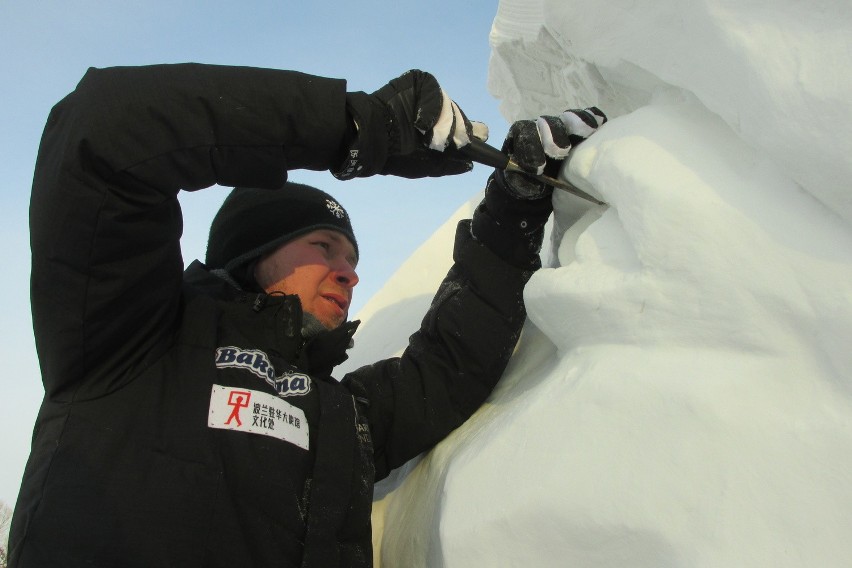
[205, 183, 358, 278]
[565, 107, 608, 145]
[343, 221, 533, 479]
[300, 379, 358, 568]
[497, 109, 607, 201]
[470, 172, 553, 269]
[372, 69, 444, 155]
[13, 63, 535, 568]
[333, 92, 392, 179]
[500, 119, 557, 200]
[335, 70, 475, 180]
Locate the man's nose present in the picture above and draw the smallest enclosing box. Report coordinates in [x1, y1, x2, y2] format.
[334, 260, 359, 288]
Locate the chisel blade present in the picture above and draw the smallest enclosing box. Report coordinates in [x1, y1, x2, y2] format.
[458, 138, 607, 206]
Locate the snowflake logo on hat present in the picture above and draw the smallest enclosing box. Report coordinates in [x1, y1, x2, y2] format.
[325, 199, 346, 219]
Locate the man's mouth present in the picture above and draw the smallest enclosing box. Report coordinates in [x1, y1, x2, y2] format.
[322, 294, 348, 312]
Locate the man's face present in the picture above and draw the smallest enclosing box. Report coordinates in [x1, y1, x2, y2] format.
[254, 229, 359, 330]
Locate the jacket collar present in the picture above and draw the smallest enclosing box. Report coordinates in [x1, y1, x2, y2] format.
[183, 260, 360, 378]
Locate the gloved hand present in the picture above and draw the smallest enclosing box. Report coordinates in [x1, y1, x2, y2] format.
[472, 107, 607, 268]
[497, 107, 607, 199]
[335, 70, 488, 180]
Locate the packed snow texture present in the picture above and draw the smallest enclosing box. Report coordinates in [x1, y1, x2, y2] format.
[339, 0, 852, 566]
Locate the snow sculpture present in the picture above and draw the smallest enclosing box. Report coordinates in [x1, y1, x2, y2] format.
[343, 0, 852, 565]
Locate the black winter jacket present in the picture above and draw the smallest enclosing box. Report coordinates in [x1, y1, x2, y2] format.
[11, 64, 534, 567]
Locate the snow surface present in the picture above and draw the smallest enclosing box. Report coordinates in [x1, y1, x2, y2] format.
[339, 0, 852, 566]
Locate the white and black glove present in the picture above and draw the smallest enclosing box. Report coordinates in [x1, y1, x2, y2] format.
[335, 70, 488, 180]
[499, 107, 607, 199]
[472, 107, 607, 268]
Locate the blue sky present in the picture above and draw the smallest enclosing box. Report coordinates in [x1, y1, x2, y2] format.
[0, 0, 509, 508]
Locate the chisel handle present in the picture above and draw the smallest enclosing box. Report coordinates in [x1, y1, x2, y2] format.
[457, 138, 511, 170]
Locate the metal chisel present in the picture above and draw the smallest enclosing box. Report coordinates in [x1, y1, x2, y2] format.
[459, 138, 606, 206]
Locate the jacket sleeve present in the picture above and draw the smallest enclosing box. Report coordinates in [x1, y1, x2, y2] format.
[30, 63, 349, 401]
[342, 219, 537, 480]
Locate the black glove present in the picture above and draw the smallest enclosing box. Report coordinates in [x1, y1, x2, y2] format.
[334, 70, 488, 180]
[499, 107, 607, 200]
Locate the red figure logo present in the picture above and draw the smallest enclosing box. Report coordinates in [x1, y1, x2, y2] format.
[225, 390, 251, 426]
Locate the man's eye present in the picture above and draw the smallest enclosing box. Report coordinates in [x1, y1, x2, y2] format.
[312, 241, 331, 250]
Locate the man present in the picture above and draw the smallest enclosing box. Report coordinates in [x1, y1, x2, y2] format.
[10, 63, 605, 567]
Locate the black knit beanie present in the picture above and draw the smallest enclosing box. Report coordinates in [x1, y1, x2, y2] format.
[206, 183, 358, 285]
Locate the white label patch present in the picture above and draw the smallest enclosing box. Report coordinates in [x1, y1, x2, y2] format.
[208, 385, 309, 450]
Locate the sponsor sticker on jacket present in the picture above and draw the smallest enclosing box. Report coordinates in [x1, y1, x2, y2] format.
[208, 385, 309, 450]
[214, 346, 311, 397]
